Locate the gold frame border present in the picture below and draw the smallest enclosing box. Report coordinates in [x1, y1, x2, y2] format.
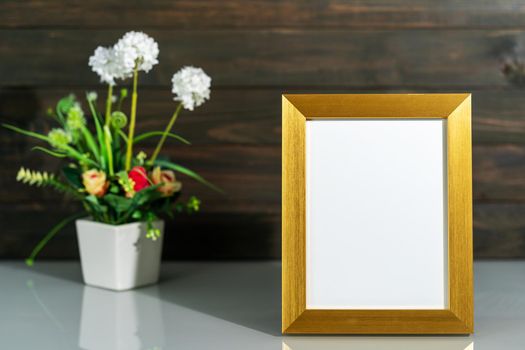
[282, 94, 473, 334]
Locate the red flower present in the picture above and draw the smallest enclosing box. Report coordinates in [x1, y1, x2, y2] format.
[128, 166, 150, 192]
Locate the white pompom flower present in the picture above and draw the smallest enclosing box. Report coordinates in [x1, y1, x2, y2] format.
[88, 46, 129, 85]
[114, 31, 159, 74]
[86, 91, 98, 102]
[171, 66, 211, 111]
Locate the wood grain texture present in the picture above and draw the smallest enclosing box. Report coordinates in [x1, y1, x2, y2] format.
[474, 204, 525, 258]
[446, 95, 474, 332]
[285, 93, 470, 119]
[0, 87, 282, 145]
[281, 94, 473, 334]
[1, 87, 525, 145]
[4, 1, 525, 29]
[0, 145, 281, 214]
[286, 310, 470, 334]
[0, 0, 523, 260]
[282, 96, 307, 332]
[0, 29, 521, 87]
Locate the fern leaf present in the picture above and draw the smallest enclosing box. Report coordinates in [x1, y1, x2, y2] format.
[16, 167, 82, 199]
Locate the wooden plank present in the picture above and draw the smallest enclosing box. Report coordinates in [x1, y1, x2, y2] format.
[0, 203, 523, 259]
[474, 204, 525, 258]
[0, 29, 519, 87]
[0, 143, 523, 216]
[3, 1, 525, 29]
[0, 87, 282, 145]
[2, 88, 525, 145]
[474, 89, 525, 145]
[474, 145, 525, 202]
[0, 145, 281, 213]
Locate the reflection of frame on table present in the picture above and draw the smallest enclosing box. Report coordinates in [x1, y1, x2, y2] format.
[282, 94, 473, 334]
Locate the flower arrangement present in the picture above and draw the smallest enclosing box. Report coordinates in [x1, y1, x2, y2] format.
[3, 31, 220, 265]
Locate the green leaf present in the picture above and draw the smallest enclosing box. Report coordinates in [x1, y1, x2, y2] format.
[2, 123, 50, 142]
[86, 92, 106, 169]
[26, 212, 86, 266]
[132, 185, 163, 207]
[31, 146, 67, 158]
[80, 126, 100, 162]
[113, 185, 163, 224]
[62, 166, 83, 188]
[56, 94, 76, 125]
[154, 160, 224, 194]
[3, 123, 98, 167]
[57, 95, 75, 114]
[85, 195, 108, 213]
[62, 145, 98, 168]
[134, 131, 191, 145]
[84, 194, 98, 206]
[160, 197, 175, 219]
[104, 194, 133, 213]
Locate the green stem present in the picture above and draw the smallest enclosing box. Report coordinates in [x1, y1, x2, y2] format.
[125, 64, 139, 171]
[117, 92, 125, 112]
[25, 212, 86, 266]
[105, 85, 114, 176]
[31, 146, 67, 158]
[150, 103, 183, 163]
[104, 126, 114, 176]
[118, 129, 129, 144]
[80, 125, 100, 162]
[105, 84, 113, 126]
[63, 145, 98, 167]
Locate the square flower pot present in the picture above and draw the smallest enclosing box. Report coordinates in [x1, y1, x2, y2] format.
[76, 219, 164, 291]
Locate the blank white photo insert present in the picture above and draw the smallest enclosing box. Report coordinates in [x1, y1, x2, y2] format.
[306, 119, 447, 309]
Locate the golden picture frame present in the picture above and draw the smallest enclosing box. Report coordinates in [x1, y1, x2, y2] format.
[282, 94, 473, 334]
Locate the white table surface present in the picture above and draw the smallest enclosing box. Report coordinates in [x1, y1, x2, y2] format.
[0, 261, 523, 349]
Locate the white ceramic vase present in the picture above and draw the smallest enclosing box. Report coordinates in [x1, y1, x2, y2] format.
[76, 219, 164, 291]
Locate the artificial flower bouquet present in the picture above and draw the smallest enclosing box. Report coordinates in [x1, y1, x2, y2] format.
[4, 31, 220, 266]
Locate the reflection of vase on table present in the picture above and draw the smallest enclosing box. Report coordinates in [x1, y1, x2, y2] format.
[79, 286, 165, 350]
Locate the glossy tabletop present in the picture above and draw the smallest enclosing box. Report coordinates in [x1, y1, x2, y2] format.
[0, 261, 524, 349]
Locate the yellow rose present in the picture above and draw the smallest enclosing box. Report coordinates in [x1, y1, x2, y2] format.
[151, 167, 181, 197]
[82, 169, 109, 197]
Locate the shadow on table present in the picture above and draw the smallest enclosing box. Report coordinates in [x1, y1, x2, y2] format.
[139, 262, 282, 336]
[6, 260, 282, 336]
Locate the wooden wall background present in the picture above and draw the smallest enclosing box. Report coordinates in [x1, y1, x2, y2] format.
[0, 1, 524, 259]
